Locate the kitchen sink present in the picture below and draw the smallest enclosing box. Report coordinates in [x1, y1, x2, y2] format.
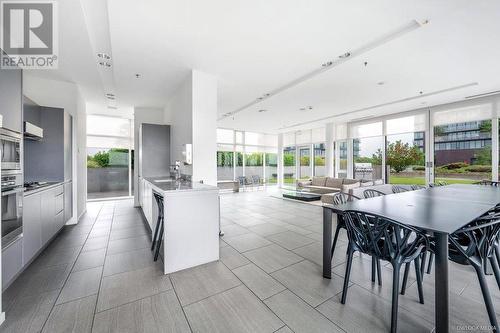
[154, 179, 175, 183]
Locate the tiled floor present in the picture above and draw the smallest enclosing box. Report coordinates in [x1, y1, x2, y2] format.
[1, 190, 499, 332]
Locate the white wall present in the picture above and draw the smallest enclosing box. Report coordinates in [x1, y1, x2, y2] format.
[133, 107, 165, 206]
[164, 70, 218, 185]
[23, 74, 84, 223]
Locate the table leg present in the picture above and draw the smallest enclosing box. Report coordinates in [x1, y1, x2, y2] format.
[323, 207, 332, 279]
[435, 232, 449, 333]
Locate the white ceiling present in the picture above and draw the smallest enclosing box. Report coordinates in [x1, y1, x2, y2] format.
[30, 0, 500, 133]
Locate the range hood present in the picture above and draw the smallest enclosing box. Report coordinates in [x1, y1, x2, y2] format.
[24, 121, 43, 140]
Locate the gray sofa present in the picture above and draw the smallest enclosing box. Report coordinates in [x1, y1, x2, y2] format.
[297, 176, 361, 195]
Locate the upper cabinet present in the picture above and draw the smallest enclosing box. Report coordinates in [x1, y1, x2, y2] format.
[23, 105, 72, 183]
[0, 67, 22, 133]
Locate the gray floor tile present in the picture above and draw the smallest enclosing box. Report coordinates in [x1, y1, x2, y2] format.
[170, 261, 241, 306]
[220, 245, 251, 269]
[81, 235, 109, 252]
[106, 235, 151, 255]
[72, 248, 106, 272]
[275, 326, 294, 333]
[31, 245, 81, 270]
[224, 233, 272, 252]
[97, 264, 172, 312]
[88, 227, 111, 239]
[1, 290, 59, 333]
[292, 241, 350, 268]
[243, 244, 303, 273]
[317, 284, 433, 333]
[42, 295, 97, 333]
[56, 266, 102, 304]
[184, 285, 284, 333]
[48, 234, 88, 251]
[266, 231, 316, 250]
[232, 263, 286, 300]
[248, 223, 288, 236]
[220, 224, 251, 238]
[264, 290, 343, 333]
[271, 260, 346, 307]
[109, 225, 148, 241]
[93, 290, 190, 333]
[103, 248, 154, 276]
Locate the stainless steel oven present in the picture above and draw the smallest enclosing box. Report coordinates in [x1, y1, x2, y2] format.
[0, 128, 21, 172]
[1, 173, 23, 249]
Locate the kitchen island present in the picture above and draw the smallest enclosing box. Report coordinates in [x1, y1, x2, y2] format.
[140, 176, 220, 274]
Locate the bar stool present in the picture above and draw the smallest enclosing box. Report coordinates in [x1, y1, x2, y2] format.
[151, 192, 164, 261]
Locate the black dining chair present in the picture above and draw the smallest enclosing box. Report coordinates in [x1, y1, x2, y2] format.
[392, 185, 408, 194]
[152, 192, 165, 261]
[448, 216, 500, 330]
[476, 180, 499, 186]
[410, 184, 425, 191]
[329, 192, 382, 285]
[341, 210, 428, 333]
[363, 189, 386, 198]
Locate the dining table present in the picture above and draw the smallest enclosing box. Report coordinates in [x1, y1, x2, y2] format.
[322, 184, 500, 333]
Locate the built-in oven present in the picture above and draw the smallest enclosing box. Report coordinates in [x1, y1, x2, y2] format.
[1, 173, 23, 249]
[0, 128, 21, 172]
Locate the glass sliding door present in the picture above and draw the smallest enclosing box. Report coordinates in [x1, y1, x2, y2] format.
[283, 146, 296, 187]
[434, 120, 492, 184]
[235, 145, 244, 180]
[337, 141, 348, 178]
[87, 148, 130, 199]
[353, 136, 384, 181]
[386, 132, 425, 185]
[313, 143, 326, 176]
[298, 146, 311, 180]
[265, 152, 278, 184]
[245, 146, 264, 182]
[217, 144, 234, 181]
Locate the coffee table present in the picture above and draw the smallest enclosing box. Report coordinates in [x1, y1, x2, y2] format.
[283, 191, 321, 202]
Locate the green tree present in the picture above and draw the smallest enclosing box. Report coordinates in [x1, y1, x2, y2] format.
[283, 153, 295, 167]
[386, 140, 424, 173]
[314, 156, 325, 166]
[89, 151, 109, 167]
[475, 145, 492, 165]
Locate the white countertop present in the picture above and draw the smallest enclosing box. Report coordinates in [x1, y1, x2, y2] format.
[144, 176, 218, 193]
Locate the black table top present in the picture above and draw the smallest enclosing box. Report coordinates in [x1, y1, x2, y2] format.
[324, 184, 499, 234]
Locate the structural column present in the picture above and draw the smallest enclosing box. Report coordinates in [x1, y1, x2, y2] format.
[277, 133, 284, 188]
[325, 123, 334, 177]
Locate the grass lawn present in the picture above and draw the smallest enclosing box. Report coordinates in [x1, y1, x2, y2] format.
[389, 175, 477, 185]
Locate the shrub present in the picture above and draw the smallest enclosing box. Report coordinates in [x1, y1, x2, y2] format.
[87, 160, 100, 168]
[412, 166, 425, 171]
[442, 162, 468, 170]
[465, 165, 491, 173]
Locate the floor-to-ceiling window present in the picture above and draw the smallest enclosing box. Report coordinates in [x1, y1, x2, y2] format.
[217, 144, 234, 181]
[351, 122, 384, 181]
[385, 114, 426, 185]
[245, 146, 264, 180]
[298, 146, 311, 180]
[336, 141, 348, 178]
[313, 143, 326, 176]
[265, 151, 278, 184]
[433, 106, 492, 184]
[87, 115, 134, 200]
[283, 146, 296, 187]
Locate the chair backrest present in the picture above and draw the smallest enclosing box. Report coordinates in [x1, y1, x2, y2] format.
[251, 175, 261, 184]
[153, 192, 164, 216]
[342, 210, 428, 263]
[410, 184, 424, 191]
[450, 215, 500, 261]
[331, 192, 361, 205]
[391, 185, 408, 194]
[476, 180, 499, 186]
[363, 189, 386, 199]
[237, 176, 246, 186]
[436, 181, 448, 186]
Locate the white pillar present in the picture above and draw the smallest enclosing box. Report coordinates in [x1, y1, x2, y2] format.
[492, 102, 499, 182]
[325, 123, 334, 177]
[277, 133, 284, 188]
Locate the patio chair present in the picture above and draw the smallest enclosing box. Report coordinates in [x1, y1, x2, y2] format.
[476, 180, 499, 186]
[251, 175, 262, 190]
[340, 210, 428, 333]
[391, 185, 408, 194]
[237, 176, 251, 190]
[410, 184, 425, 191]
[330, 192, 382, 285]
[363, 189, 386, 198]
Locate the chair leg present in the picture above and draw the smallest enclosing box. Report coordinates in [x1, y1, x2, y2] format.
[371, 256, 376, 283]
[420, 251, 427, 278]
[426, 252, 434, 275]
[330, 224, 342, 259]
[151, 214, 162, 251]
[472, 263, 499, 331]
[401, 262, 410, 295]
[390, 263, 401, 333]
[495, 245, 500, 268]
[489, 256, 500, 290]
[376, 259, 382, 286]
[154, 218, 164, 262]
[414, 258, 424, 304]
[341, 247, 355, 304]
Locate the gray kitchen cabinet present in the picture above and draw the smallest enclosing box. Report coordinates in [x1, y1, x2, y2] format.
[40, 188, 56, 244]
[64, 181, 72, 223]
[22, 193, 42, 265]
[2, 238, 22, 289]
[0, 66, 22, 133]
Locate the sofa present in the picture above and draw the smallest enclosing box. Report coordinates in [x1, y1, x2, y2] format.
[297, 176, 362, 195]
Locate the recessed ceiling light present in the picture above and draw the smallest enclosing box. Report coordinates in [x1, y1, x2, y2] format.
[377, 81, 385, 85]
[98, 61, 112, 68]
[107, 106, 118, 110]
[258, 109, 267, 113]
[97, 53, 111, 60]
[135, 74, 141, 78]
[339, 52, 351, 59]
[322, 61, 333, 67]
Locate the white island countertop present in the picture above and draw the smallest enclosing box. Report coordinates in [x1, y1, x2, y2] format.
[140, 176, 220, 274]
